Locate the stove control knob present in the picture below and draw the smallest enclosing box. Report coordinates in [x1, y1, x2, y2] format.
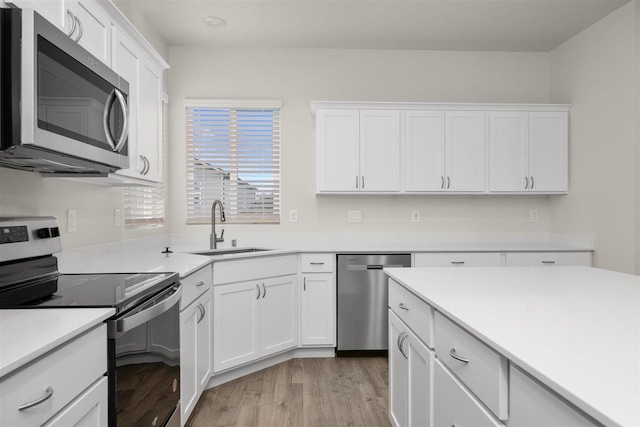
[36, 227, 52, 238]
[50, 227, 60, 237]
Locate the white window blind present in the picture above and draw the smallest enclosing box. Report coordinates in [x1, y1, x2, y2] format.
[123, 98, 167, 229]
[185, 101, 281, 224]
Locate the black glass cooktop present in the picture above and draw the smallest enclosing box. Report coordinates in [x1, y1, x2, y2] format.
[1, 271, 179, 314]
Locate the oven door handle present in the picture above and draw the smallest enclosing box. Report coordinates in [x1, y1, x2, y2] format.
[112, 285, 181, 334]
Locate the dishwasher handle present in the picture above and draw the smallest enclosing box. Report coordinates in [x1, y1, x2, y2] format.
[366, 265, 383, 270]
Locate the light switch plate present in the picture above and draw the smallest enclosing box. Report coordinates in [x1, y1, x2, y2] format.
[67, 209, 77, 233]
[114, 209, 122, 227]
[411, 210, 420, 222]
[348, 210, 362, 223]
[289, 210, 298, 223]
[530, 210, 539, 223]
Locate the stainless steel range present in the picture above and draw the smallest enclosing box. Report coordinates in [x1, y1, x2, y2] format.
[0, 217, 181, 427]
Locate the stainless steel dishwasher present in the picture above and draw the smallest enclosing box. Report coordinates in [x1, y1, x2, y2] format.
[337, 253, 411, 354]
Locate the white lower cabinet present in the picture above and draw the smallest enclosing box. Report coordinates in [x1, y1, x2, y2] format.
[389, 310, 434, 427]
[300, 253, 336, 346]
[508, 365, 599, 427]
[415, 252, 502, 268]
[434, 360, 504, 427]
[180, 288, 212, 426]
[213, 274, 298, 373]
[0, 325, 107, 427]
[42, 377, 108, 427]
[505, 251, 592, 266]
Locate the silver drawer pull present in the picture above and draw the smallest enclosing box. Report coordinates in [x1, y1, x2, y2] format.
[450, 261, 465, 265]
[310, 262, 325, 265]
[449, 348, 469, 364]
[541, 261, 556, 264]
[19, 387, 54, 410]
[398, 302, 409, 311]
[196, 281, 206, 286]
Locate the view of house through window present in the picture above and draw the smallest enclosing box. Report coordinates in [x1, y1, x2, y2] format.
[185, 100, 281, 224]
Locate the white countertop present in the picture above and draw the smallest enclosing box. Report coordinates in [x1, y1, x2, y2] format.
[0, 308, 114, 378]
[384, 266, 640, 427]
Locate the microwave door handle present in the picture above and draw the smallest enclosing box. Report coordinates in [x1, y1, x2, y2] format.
[103, 89, 118, 151]
[113, 89, 129, 153]
[113, 286, 182, 334]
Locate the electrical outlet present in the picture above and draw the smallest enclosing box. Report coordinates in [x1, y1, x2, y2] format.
[67, 209, 77, 233]
[114, 209, 122, 227]
[289, 210, 298, 223]
[348, 210, 362, 223]
[411, 210, 420, 222]
[530, 209, 539, 223]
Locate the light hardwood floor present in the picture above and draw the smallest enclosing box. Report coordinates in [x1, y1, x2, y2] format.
[187, 357, 391, 427]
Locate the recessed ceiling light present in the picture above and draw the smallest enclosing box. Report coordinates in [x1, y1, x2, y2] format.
[203, 16, 226, 28]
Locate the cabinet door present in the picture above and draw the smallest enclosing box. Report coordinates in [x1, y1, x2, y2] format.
[406, 329, 434, 427]
[196, 290, 212, 392]
[72, 0, 111, 66]
[528, 112, 568, 192]
[300, 273, 335, 346]
[505, 251, 592, 267]
[445, 111, 486, 192]
[179, 300, 199, 423]
[404, 111, 445, 192]
[360, 110, 400, 192]
[260, 275, 297, 356]
[111, 29, 142, 178]
[489, 112, 529, 192]
[10, 0, 70, 32]
[389, 311, 408, 427]
[414, 252, 502, 268]
[213, 282, 260, 372]
[42, 377, 108, 427]
[136, 57, 163, 183]
[316, 109, 360, 192]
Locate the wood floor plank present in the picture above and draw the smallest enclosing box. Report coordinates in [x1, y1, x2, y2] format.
[187, 357, 390, 427]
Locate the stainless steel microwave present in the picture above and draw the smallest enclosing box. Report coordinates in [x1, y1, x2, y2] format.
[0, 8, 130, 175]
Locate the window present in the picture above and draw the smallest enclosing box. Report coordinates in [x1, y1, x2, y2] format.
[185, 100, 281, 224]
[123, 96, 168, 229]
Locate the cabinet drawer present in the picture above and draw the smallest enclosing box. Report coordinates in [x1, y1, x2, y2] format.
[180, 264, 213, 310]
[434, 360, 504, 427]
[300, 253, 334, 272]
[0, 325, 107, 427]
[389, 279, 434, 348]
[414, 252, 502, 267]
[434, 312, 508, 420]
[509, 365, 600, 427]
[505, 252, 592, 267]
[214, 254, 298, 285]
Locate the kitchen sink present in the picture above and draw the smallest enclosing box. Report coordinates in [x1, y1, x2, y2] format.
[190, 248, 273, 256]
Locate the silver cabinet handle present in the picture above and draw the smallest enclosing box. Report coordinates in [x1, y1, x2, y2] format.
[66, 10, 77, 37]
[310, 262, 325, 265]
[525, 176, 529, 189]
[398, 302, 409, 311]
[197, 304, 205, 323]
[531, 176, 535, 189]
[196, 281, 206, 287]
[74, 15, 83, 42]
[303, 277, 306, 291]
[441, 176, 444, 189]
[19, 387, 54, 411]
[256, 284, 260, 299]
[262, 283, 266, 298]
[355, 176, 359, 189]
[449, 348, 469, 364]
[399, 332, 409, 359]
[447, 176, 451, 189]
[361, 176, 364, 189]
[450, 261, 465, 265]
[139, 155, 147, 175]
[397, 331, 406, 358]
[541, 260, 556, 264]
[142, 156, 150, 175]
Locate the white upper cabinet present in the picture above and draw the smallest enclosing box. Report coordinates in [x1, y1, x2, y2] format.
[489, 111, 568, 193]
[313, 102, 569, 195]
[316, 108, 400, 192]
[404, 111, 445, 192]
[445, 111, 486, 192]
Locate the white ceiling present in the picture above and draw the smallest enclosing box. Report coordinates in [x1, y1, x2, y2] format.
[114, 0, 631, 52]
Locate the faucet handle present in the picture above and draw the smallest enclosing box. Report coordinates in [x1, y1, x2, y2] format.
[220, 229, 225, 239]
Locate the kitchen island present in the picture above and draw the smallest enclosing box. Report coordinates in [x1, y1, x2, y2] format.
[384, 266, 639, 427]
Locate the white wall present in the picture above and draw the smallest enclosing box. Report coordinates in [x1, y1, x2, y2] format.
[548, 2, 637, 273]
[167, 47, 552, 237]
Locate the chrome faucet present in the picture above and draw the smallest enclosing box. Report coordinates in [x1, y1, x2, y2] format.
[210, 199, 226, 249]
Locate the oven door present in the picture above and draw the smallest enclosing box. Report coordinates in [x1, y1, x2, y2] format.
[108, 285, 181, 427]
[21, 9, 130, 170]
